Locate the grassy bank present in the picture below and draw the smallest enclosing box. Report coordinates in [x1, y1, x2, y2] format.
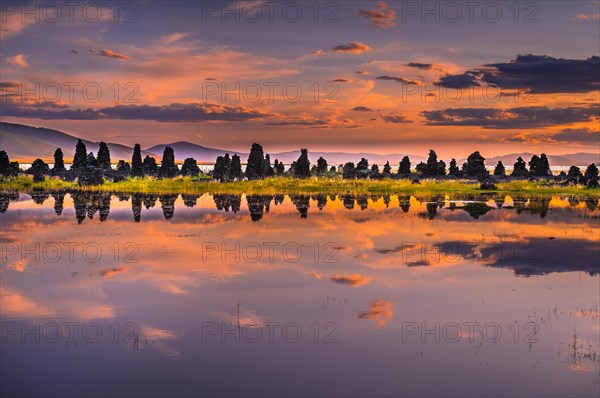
[1, 175, 599, 197]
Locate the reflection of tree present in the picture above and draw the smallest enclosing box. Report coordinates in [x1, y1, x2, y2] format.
[273, 194, 285, 206]
[290, 195, 310, 218]
[213, 194, 242, 213]
[132, 193, 142, 222]
[143, 195, 157, 209]
[71, 192, 112, 223]
[0, 192, 19, 213]
[342, 195, 355, 210]
[98, 193, 111, 221]
[52, 192, 65, 215]
[313, 194, 327, 210]
[419, 202, 438, 219]
[461, 202, 493, 219]
[246, 195, 271, 222]
[568, 196, 580, 207]
[29, 189, 50, 205]
[398, 196, 410, 213]
[159, 194, 178, 220]
[585, 197, 599, 212]
[357, 195, 368, 210]
[522, 197, 551, 218]
[116, 193, 131, 202]
[383, 195, 390, 208]
[181, 194, 200, 208]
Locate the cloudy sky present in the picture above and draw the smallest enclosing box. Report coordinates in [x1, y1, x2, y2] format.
[1, 0, 599, 156]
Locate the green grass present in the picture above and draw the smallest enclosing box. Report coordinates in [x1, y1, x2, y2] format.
[1, 175, 598, 197]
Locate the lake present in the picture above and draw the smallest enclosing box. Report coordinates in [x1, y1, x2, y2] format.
[1, 191, 599, 397]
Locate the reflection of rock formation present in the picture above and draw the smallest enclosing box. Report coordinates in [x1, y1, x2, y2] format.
[132, 194, 142, 222]
[290, 195, 310, 218]
[181, 194, 200, 208]
[246, 195, 271, 222]
[52, 192, 65, 215]
[159, 194, 178, 221]
[0, 192, 19, 213]
[213, 194, 242, 213]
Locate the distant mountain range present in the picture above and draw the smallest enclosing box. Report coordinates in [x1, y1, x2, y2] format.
[0, 122, 156, 161]
[1, 122, 598, 166]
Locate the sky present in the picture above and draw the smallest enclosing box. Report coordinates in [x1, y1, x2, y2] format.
[0, 0, 599, 157]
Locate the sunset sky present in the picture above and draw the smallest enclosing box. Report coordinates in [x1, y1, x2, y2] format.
[1, 0, 599, 157]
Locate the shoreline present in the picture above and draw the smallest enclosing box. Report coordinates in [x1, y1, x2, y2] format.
[1, 176, 599, 197]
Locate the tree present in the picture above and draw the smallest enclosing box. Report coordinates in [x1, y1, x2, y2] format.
[263, 154, 275, 177]
[316, 157, 328, 174]
[28, 159, 50, 175]
[116, 160, 131, 176]
[213, 154, 231, 182]
[97, 142, 111, 171]
[143, 155, 159, 176]
[424, 149, 440, 177]
[371, 164, 380, 175]
[415, 162, 427, 174]
[294, 148, 311, 179]
[273, 159, 280, 176]
[568, 166, 583, 179]
[383, 161, 391, 175]
[329, 165, 337, 174]
[448, 158, 460, 176]
[462, 151, 488, 178]
[494, 161, 506, 176]
[229, 154, 243, 181]
[72, 139, 87, 170]
[0, 150, 10, 176]
[437, 160, 446, 176]
[539, 153, 551, 176]
[160, 146, 178, 178]
[342, 162, 356, 179]
[53, 148, 66, 172]
[181, 158, 200, 176]
[78, 153, 103, 186]
[246, 143, 265, 180]
[584, 163, 598, 179]
[511, 157, 529, 177]
[398, 156, 411, 175]
[131, 144, 143, 177]
[356, 158, 370, 179]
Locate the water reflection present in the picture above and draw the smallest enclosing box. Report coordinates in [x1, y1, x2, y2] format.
[1, 190, 599, 397]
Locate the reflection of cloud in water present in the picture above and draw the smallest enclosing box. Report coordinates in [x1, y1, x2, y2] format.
[330, 274, 370, 287]
[357, 300, 394, 327]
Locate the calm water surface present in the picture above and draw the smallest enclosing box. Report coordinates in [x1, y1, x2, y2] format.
[1, 192, 599, 397]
